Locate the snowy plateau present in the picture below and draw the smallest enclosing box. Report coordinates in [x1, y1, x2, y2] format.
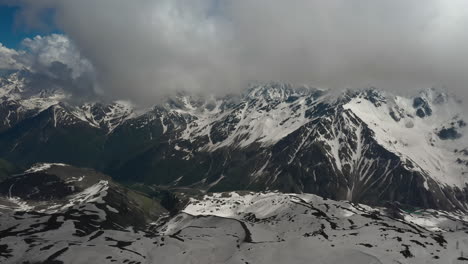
[0, 164, 467, 263]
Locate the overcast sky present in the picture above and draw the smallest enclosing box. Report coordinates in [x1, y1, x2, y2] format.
[1, 0, 468, 104]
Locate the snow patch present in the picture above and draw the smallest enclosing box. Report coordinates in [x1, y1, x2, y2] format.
[25, 163, 67, 173]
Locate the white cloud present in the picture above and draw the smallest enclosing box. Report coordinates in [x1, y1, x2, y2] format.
[19, 34, 93, 79]
[0, 43, 22, 70]
[0, 34, 96, 98]
[0, 34, 93, 81]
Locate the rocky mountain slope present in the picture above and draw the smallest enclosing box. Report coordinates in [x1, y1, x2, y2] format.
[0, 163, 168, 263]
[0, 70, 467, 211]
[0, 165, 467, 264]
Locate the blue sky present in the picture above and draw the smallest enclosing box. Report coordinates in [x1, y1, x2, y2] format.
[0, 6, 60, 49]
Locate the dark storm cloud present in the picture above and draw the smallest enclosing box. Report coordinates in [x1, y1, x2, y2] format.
[2, 0, 468, 104]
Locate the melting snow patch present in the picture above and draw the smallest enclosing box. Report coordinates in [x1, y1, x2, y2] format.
[106, 205, 119, 213]
[7, 196, 34, 211]
[65, 176, 85, 183]
[25, 163, 67, 173]
[60, 181, 109, 211]
[404, 214, 443, 231]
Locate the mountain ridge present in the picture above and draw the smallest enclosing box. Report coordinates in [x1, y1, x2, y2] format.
[0, 70, 467, 211]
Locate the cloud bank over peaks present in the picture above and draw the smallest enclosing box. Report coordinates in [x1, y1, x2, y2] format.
[1, 0, 468, 106]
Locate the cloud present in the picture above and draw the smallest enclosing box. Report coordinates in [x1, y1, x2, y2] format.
[0, 34, 93, 80]
[19, 34, 94, 79]
[0, 34, 96, 98]
[0, 43, 22, 70]
[2, 0, 468, 104]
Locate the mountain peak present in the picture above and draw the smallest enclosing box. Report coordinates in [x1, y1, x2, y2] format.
[244, 81, 323, 102]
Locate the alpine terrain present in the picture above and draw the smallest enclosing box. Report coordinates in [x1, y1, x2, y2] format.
[0, 69, 467, 263]
[0, 70, 466, 210]
[0, 163, 467, 263]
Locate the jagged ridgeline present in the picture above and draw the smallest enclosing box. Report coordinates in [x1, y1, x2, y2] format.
[0, 70, 467, 211]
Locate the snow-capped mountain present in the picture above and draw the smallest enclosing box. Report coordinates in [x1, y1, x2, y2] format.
[0, 164, 467, 263]
[0, 70, 467, 211]
[0, 70, 135, 133]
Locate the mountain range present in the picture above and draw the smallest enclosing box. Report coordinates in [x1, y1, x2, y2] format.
[1, 69, 468, 263]
[0, 69, 466, 211]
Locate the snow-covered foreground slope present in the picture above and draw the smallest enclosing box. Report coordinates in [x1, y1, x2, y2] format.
[166, 192, 468, 264]
[0, 163, 167, 263]
[1, 182, 467, 264]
